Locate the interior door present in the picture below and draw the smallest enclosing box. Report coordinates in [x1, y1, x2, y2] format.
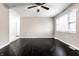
[9, 9, 20, 43]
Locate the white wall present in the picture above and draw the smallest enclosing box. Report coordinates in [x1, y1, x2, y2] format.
[9, 9, 20, 42]
[0, 4, 9, 48]
[20, 17, 54, 38]
[55, 4, 79, 50]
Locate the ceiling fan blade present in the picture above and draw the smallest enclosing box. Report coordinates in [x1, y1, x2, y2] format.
[41, 6, 49, 10]
[35, 3, 46, 6]
[41, 3, 46, 5]
[27, 6, 37, 9]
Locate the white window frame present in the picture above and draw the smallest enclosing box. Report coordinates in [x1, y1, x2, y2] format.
[68, 9, 76, 33]
[56, 9, 77, 33]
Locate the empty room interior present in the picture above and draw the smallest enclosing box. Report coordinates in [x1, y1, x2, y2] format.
[0, 3, 79, 56]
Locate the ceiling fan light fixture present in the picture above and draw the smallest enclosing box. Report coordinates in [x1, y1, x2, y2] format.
[37, 6, 41, 9]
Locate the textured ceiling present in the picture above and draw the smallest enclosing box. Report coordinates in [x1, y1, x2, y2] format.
[5, 3, 71, 17]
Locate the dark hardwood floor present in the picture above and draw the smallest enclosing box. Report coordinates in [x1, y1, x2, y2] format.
[0, 38, 79, 56]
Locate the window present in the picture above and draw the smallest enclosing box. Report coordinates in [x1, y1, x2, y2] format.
[56, 9, 77, 33]
[56, 14, 68, 32]
[68, 9, 76, 33]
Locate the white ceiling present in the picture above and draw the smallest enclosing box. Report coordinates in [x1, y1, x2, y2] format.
[5, 3, 71, 17]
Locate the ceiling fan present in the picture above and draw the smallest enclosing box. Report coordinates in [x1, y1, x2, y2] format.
[27, 3, 49, 12]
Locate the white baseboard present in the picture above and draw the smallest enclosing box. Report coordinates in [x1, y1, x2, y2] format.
[20, 36, 54, 38]
[0, 38, 20, 49]
[55, 37, 79, 50]
[0, 42, 10, 49]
